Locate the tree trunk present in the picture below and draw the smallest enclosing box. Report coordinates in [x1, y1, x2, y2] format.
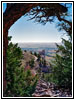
[3, 29, 8, 92]
[3, 3, 40, 93]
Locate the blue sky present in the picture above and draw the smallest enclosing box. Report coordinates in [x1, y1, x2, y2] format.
[3, 3, 71, 43]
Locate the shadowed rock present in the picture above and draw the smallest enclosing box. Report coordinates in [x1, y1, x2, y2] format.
[32, 79, 72, 97]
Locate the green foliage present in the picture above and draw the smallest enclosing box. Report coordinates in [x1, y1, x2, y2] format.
[34, 52, 38, 57]
[37, 67, 42, 74]
[42, 73, 53, 82]
[26, 4, 68, 25]
[29, 58, 35, 68]
[5, 37, 38, 97]
[39, 59, 47, 67]
[37, 54, 41, 61]
[43, 59, 46, 66]
[8, 36, 12, 41]
[52, 35, 72, 90]
[24, 50, 27, 52]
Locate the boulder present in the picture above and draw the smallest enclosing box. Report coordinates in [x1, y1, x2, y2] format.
[40, 83, 48, 88]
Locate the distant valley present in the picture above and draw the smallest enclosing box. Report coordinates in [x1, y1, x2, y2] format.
[18, 42, 61, 57]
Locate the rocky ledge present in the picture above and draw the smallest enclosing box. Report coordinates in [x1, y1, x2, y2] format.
[32, 80, 72, 97]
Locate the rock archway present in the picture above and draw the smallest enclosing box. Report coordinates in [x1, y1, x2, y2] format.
[3, 3, 72, 92]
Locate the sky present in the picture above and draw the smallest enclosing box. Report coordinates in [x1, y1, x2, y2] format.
[3, 3, 71, 43]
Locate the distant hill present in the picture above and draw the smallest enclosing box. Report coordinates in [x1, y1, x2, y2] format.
[18, 42, 61, 48]
[21, 51, 35, 67]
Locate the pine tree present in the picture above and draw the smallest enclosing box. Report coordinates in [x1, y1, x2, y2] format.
[34, 52, 37, 57]
[52, 34, 72, 90]
[4, 37, 38, 97]
[51, 6, 72, 90]
[29, 58, 35, 68]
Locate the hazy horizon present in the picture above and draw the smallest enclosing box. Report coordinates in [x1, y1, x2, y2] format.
[12, 41, 62, 44]
[17, 42, 62, 48]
